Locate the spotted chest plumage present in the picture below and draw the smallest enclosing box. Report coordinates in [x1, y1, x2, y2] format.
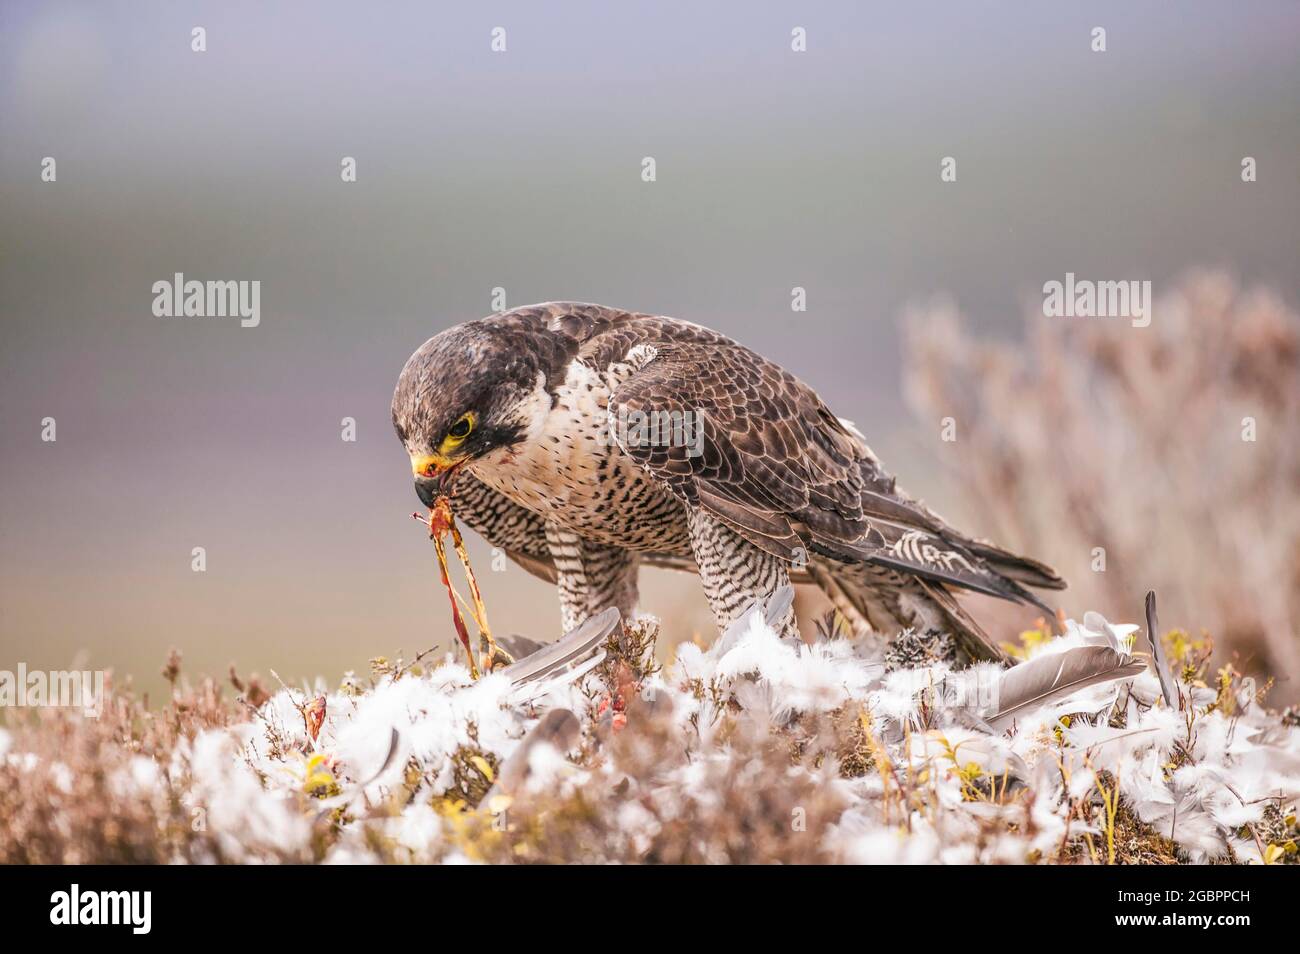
[467, 356, 692, 554]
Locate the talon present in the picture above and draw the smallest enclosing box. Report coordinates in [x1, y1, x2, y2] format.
[480, 642, 515, 673]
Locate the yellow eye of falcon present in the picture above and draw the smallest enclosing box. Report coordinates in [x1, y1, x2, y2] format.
[443, 412, 474, 447]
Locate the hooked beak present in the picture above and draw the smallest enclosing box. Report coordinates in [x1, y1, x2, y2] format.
[410, 453, 465, 493]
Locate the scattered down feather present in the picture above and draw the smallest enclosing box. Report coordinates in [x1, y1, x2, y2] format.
[73, 603, 1291, 866]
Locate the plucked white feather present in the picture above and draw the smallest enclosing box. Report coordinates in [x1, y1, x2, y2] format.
[119, 604, 1298, 866]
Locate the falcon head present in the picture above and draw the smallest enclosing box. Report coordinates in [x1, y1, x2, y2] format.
[391, 319, 550, 493]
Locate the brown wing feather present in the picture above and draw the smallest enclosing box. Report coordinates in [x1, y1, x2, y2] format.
[573, 310, 1063, 611]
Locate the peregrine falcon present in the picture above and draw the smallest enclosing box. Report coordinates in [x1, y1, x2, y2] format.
[391, 302, 1064, 662]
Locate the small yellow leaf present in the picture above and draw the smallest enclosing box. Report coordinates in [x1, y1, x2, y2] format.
[469, 755, 495, 782]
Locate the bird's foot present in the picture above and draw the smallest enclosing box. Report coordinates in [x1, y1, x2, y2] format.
[480, 640, 515, 673]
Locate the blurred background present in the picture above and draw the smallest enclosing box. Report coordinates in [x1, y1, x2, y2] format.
[2, 1, 1297, 701]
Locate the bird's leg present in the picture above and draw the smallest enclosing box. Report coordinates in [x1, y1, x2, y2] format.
[685, 509, 799, 639]
[441, 512, 512, 675]
[445, 510, 513, 671]
[414, 497, 511, 675]
[415, 502, 480, 679]
[543, 523, 640, 633]
[431, 525, 480, 679]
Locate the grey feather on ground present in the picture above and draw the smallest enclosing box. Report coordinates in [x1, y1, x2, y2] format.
[481, 708, 580, 806]
[497, 607, 621, 687]
[986, 645, 1146, 730]
[1145, 590, 1178, 710]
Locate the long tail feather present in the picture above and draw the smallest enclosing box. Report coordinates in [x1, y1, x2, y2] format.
[962, 540, 1067, 590]
[917, 578, 1010, 663]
